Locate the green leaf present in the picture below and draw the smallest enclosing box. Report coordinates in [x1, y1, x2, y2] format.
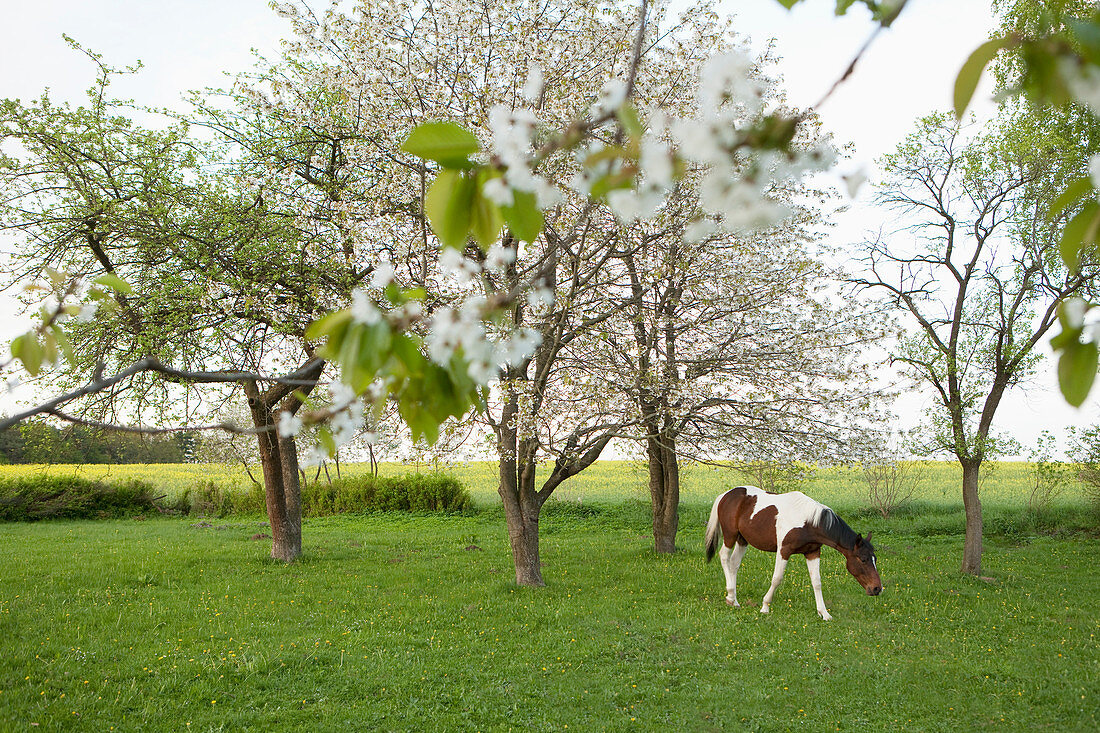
[93, 273, 132, 294]
[616, 105, 643, 139]
[50, 325, 75, 365]
[954, 37, 1008, 118]
[1067, 19, 1100, 65]
[425, 170, 475, 250]
[1048, 176, 1094, 222]
[316, 427, 337, 457]
[350, 322, 393, 392]
[1058, 339, 1099, 407]
[305, 309, 353, 342]
[588, 170, 635, 199]
[501, 189, 544, 243]
[469, 186, 504, 250]
[10, 333, 43, 376]
[401, 122, 480, 169]
[1060, 199, 1100, 270]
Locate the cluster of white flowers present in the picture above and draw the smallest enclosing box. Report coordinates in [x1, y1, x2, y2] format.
[606, 135, 676, 223]
[589, 78, 628, 118]
[521, 66, 544, 105]
[350, 288, 381, 325]
[439, 247, 481, 285]
[370, 257, 395, 289]
[328, 381, 365, 445]
[485, 104, 562, 217]
[525, 286, 555, 314]
[277, 410, 303, 438]
[671, 50, 836, 233]
[484, 242, 517, 272]
[425, 298, 542, 384]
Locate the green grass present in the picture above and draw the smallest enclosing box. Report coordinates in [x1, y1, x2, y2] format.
[1, 462, 1098, 730]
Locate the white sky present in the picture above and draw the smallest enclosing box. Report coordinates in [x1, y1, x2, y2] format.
[1, 0, 1096, 456]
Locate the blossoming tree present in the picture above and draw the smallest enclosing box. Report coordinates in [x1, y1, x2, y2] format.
[4, 0, 901, 580]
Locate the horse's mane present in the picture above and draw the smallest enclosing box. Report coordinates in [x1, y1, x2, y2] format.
[817, 508, 859, 550]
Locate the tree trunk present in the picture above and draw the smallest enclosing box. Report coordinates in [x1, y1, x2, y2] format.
[960, 457, 983, 575]
[277, 432, 304, 560]
[648, 433, 680, 554]
[498, 445, 545, 587]
[242, 361, 323, 564]
[245, 389, 302, 562]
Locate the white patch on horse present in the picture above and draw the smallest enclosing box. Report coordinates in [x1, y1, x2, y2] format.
[743, 487, 827, 553]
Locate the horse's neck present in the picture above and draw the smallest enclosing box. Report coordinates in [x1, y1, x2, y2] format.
[816, 509, 858, 553]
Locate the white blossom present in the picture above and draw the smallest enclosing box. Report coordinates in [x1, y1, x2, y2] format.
[500, 327, 541, 364]
[370, 259, 395, 289]
[521, 66, 544, 104]
[1064, 297, 1089, 330]
[533, 178, 563, 210]
[75, 301, 100, 323]
[485, 243, 517, 271]
[526, 286, 555, 313]
[683, 218, 717, 244]
[590, 78, 627, 117]
[842, 168, 869, 199]
[330, 381, 359, 409]
[273, 3, 299, 19]
[350, 288, 381, 324]
[1089, 153, 1100, 192]
[331, 404, 364, 446]
[700, 176, 788, 233]
[439, 247, 481, 284]
[698, 49, 764, 115]
[277, 410, 303, 438]
[483, 177, 514, 207]
[639, 137, 674, 190]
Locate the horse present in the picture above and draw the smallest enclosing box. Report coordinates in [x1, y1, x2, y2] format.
[703, 485, 881, 621]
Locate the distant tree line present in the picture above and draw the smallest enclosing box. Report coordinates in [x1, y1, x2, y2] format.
[0, 422, 196, 464]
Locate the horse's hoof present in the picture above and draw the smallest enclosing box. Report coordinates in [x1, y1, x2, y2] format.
[725, 599, 739, 607]
[760, 606, 770, 614]
[819, 613, 833, 621]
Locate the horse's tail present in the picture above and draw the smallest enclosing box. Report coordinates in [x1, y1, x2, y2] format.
[703, 491, 726, 563]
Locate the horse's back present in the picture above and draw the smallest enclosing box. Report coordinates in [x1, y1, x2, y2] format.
[716, 486, 828, 553]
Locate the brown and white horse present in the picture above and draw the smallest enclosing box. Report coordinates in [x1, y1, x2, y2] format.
[704, 486, 881, 621]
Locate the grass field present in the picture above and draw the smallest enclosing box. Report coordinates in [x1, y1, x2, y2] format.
[1, 461, 1098, 730]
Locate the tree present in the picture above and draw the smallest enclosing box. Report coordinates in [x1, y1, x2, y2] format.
[0, 49, 344, 561]
[251, 0, 841, 585]
[575, 176, 887, 553]
[956, 0, 1100, 403]
[855, 112, 1097, 574]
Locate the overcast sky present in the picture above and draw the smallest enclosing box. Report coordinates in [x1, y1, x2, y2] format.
[1, 0, 1096, 455]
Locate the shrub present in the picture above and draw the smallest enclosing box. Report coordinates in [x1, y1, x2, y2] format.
[177, 480, 265, 517]
[0, 474, 164, 521]
[301, 471, 471, 515]
[862, 460, 924, 518]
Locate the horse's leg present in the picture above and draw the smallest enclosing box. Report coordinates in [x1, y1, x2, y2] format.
[720, 539, 748, 607]
[760, 553, 788, 614]
[805, 551, 833, 621]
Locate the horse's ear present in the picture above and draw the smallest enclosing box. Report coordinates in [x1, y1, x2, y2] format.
[866, 530, 873, 544]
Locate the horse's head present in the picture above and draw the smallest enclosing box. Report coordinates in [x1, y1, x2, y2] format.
[845, 531, 882, 596]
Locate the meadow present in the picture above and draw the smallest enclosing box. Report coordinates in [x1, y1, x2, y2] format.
[1, 461, 1097, 731]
